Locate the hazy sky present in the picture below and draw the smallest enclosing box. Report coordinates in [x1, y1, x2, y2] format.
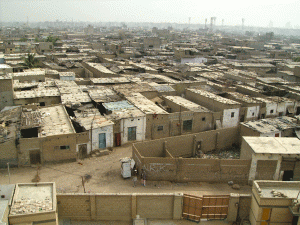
[1, 0, 300, 28]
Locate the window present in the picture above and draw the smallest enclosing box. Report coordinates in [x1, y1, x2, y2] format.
[202, 117, 206, 121]
[270, 109, 274, 114]
[183, 120, 192, 131]
[157, 126, 163, 131]
[60, 145, 70, 150]
[231, 112, 235, 118]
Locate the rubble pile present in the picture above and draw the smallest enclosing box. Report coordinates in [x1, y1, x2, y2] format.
[197, 149, 240, 159]
[10, 197, 53, 215]
[270, 189, 287, 198]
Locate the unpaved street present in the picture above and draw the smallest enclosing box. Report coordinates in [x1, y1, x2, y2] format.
[0, 145, 251, 196]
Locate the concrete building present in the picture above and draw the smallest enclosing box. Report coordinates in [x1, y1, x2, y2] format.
[0, 75, 14, 110]
[126, 93, 169, 140]
[0, 106, 21, 168]
[14, 85, 61, 107]
[240, 137, 300, 184]
[82, 62, 117, 78]
[18, 105, 89, 165]
[250, 181, 300, 225]
[186, 88, 241, 128]
[36, 42, 54, 54]
[162, 95, 214, 132]
[74, 108, 114, 155]
[103, 100, 146, 146]
[143, 37, 162, 49]
[0, 64, 13, 76]
[225, 92, 261, 122]
[9, 182, 57, 225]
[55, 80, 91, 109]
[8, 70, 46, 83]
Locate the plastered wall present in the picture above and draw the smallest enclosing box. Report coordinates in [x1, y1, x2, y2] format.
[57, 193, 183, 221]
[133, 127, 250, 183]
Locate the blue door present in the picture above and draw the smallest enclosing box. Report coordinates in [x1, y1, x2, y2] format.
[128, 127, 136, 141]
[99, 133, 106, 149]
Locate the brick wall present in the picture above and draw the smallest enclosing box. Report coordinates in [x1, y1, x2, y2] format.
[134, 127, 240, 157]
[18, 137, 40, 166]
[0, 139, 18, 167]
[57, 193, 182, 221]
[140, 157, 250, 183]
[132, 127, 250, 183]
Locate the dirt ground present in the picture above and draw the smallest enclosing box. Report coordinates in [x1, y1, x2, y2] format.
[0, 145, 251, 196]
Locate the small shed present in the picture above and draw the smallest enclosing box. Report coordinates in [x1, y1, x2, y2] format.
[240, 137, 300, 184]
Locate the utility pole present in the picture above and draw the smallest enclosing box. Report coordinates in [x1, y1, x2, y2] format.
[7, 163, 10, 184]
[81, 176, 86, 193]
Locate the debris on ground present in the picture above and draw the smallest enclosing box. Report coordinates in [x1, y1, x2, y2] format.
[196, 148, 240, 159]
[232, 184, 240, 190]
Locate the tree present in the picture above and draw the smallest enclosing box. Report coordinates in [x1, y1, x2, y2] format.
[293, 57, 300, 62]
[23, 53, 39, 69]
[46, 35, 60, 46]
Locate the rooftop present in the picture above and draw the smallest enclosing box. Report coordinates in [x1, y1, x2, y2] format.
[74, 109, 114, 130]
[88, 86, 122, 103]
[243, 137, 300, 155]
[163, 95, 211, 112]
[10, 183, 55, 216]
[103, 101, 145, 120]
[126, 93, 168, 114]
[38, 105, 75, 137]
[85, 62, 115, 74]
[113, 83, 156, 97]
[90, 77, 130, 84]
[226, 92, 260, 104]
[187, 88, 241, 105]
[254, 181, 300, 199]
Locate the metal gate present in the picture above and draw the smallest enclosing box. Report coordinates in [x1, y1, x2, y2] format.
[182, 194, 230, 222]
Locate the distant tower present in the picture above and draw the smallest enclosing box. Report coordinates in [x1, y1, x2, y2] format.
[222, 19, 224, 27]
[205, 18, 207, 29]
[189, 17, 191, 25]
[242, 18, 245, 29]
[269, 21, 273, 28]
[27, 16, 29, 26]
[210, 17, 216, 31]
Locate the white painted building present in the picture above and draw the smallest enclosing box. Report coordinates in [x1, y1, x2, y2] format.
[185, 89, 241, 128]
[74, 108, 114, 153]
[103, 100, 146, 145]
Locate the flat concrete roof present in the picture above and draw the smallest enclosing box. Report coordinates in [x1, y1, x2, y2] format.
[243, 137, 300, 155]
[39, 105, 75, 137]
[10, 183, 55, 216]
[74, 109, 114, 130]
[163, 95, 210, 112]
[126, 93, 168, 115]
[254, 181, 300, 199]
[187, 88, 241, 105]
